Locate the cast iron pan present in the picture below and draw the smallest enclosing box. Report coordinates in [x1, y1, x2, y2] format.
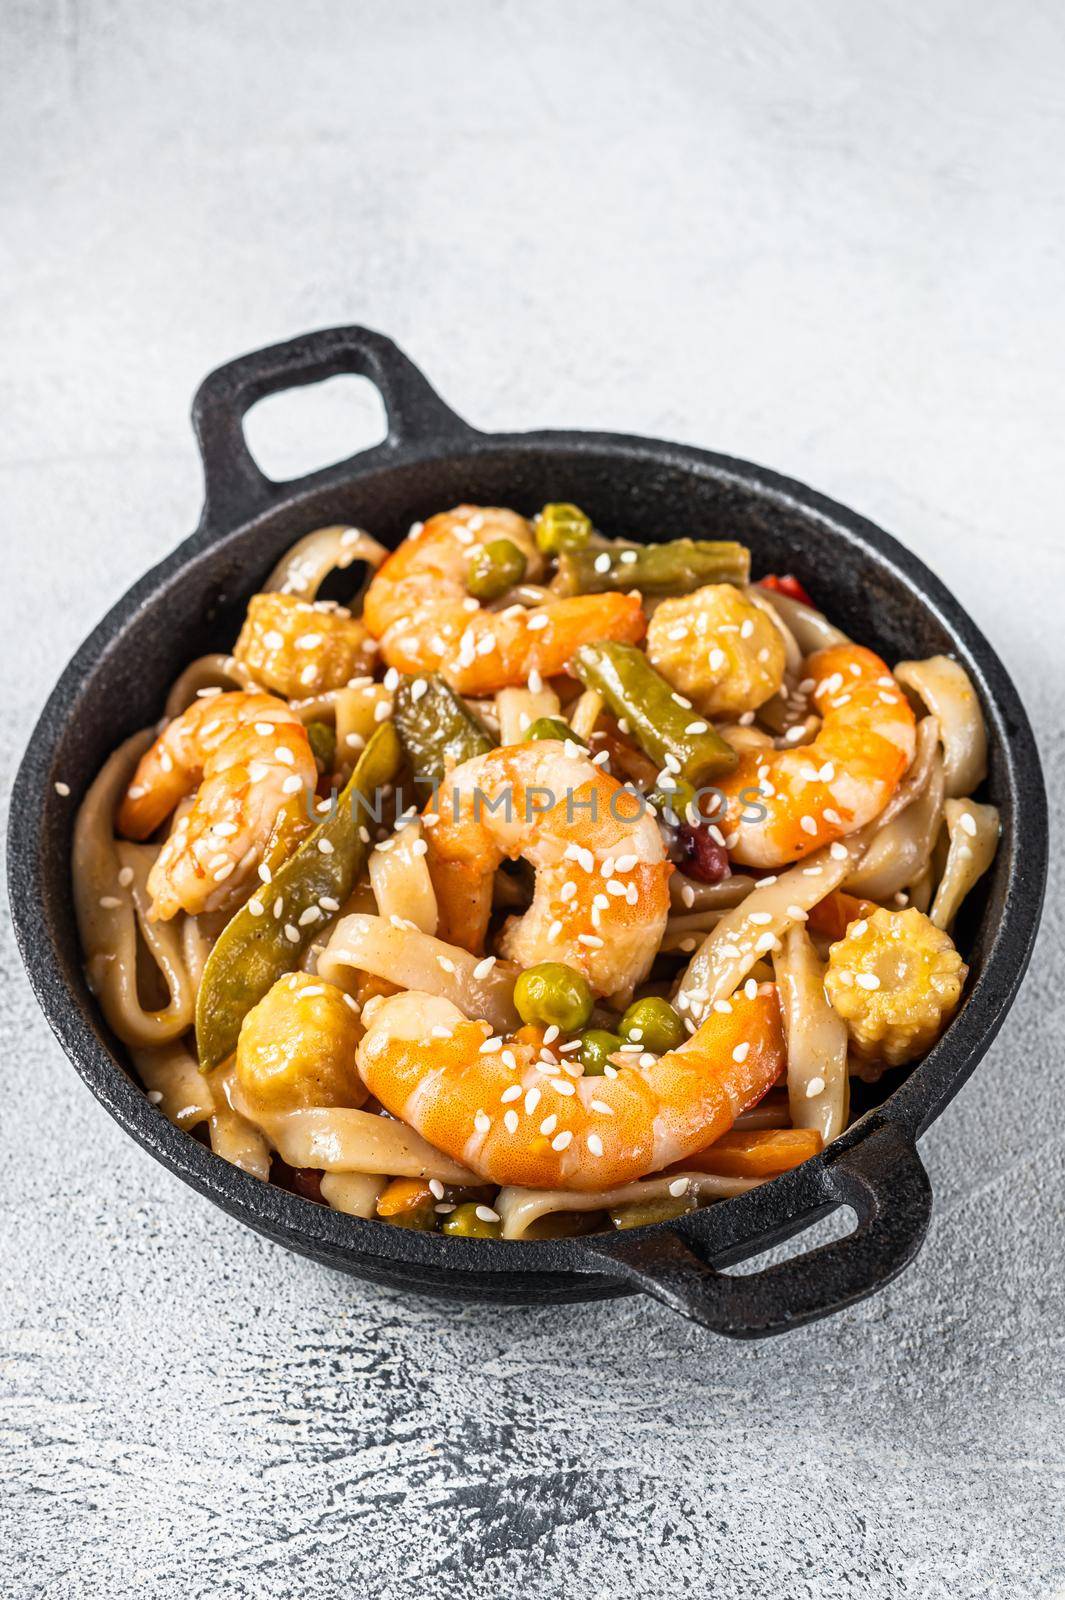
[7, 327, 1048, 1337]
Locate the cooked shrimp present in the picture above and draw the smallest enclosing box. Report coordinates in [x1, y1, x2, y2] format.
[362, 505, 646, 694]
[357, 985, 785, 1190]
[426, 741, 670, 1000]
[716, 645, 916, 867]
[116, 691, 316, 921]
[118, 691, 306, 839]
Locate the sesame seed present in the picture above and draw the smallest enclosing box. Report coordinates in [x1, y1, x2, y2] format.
[527, 613, 549, 631]
[553, 1079, 576, 1096]
[98, 896, 121, 910]
[733, 1042, 750, 1063]
[830, 841, 849, 860]
[284, 924, 300, 943]
[594, 553, 612, 573]
[147, 1089, 163, 1105]
[503, 1110, 519, 1134]
[539, 1114, 558, 1136]
[669, 1177, 688, 1197]
[474, 1111, 491, 1134]
[317, 838, 335, 855]
[524, 1087, 541, 1115]
[551, 1130, 573, 1151]
[587, 1133, 604, 1157]
[806, 1076, 826, 1097]
[800, 815, 818, 835]
[501, 1084, 522, 1103]
[590, 1098, 613, 1114]
[856, 973, 881, 990]
[117, 866, 134, 887]
[959, 811, 978, 837]
[54, 781, 70, 797]
[273, 896, 283, 917]
[749, 911, 772, 925]
[476, 1205, 500, 1223]
[248, 898, 264, 917]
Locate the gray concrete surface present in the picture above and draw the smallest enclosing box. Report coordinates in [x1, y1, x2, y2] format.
[3, 3, 1064, 1595]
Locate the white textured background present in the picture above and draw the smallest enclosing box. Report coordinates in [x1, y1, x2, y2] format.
[3, 3, 1064, 1596]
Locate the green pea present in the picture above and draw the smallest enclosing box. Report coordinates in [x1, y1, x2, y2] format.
[514, 962, 594, 1032]
[466, 538, 528, 602]
[578, 1028, 621, 1075]
[536, 502, 593, 556]
[442, 1202, 501, 1239]
[618, 996, 686, 1054]
[525, 716, 588, 746]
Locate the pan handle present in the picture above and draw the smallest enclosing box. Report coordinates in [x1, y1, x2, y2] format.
[191, 325, 475, 530]
[574, 1122, 931, 1338]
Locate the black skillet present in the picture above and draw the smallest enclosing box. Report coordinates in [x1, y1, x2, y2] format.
[7, 327, 1048, 1337]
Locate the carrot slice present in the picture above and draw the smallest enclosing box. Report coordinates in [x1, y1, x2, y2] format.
[376, 1177, 434, 1218]
[673, 1127, 822, 1178]
[806, 890, 877, 943]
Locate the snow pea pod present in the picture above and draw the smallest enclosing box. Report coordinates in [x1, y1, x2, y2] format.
[195, 721, 402, 1070]
[557, 538, 749, 596]
[393, 674, 494, 795]
[571, 641, 737, 787]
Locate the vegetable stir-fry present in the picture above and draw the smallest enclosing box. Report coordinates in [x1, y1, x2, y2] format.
[73, 503, 998, 1238]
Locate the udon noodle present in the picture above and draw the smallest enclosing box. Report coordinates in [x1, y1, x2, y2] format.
[71, 505, 998, 1239]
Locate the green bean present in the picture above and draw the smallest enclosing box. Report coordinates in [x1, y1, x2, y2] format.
[578, 1028, 622, 1075]
[525, 716, 588, 746]
[442, 1202, 501, 1239]
[618, 996, 685, 1054]
[536, 502, 593, 556]
[514, 962, 594, 1031]
[647, 777, 697, 826]
[571, 642, 737, 786]
[556, 538, 750, 596]
[306, 720, 337, 774]
[393, 674, 494, 795]
[609, 1195, 694, 1230]
[195, 722, 402, 1071]
[466, 538, 528, 601]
